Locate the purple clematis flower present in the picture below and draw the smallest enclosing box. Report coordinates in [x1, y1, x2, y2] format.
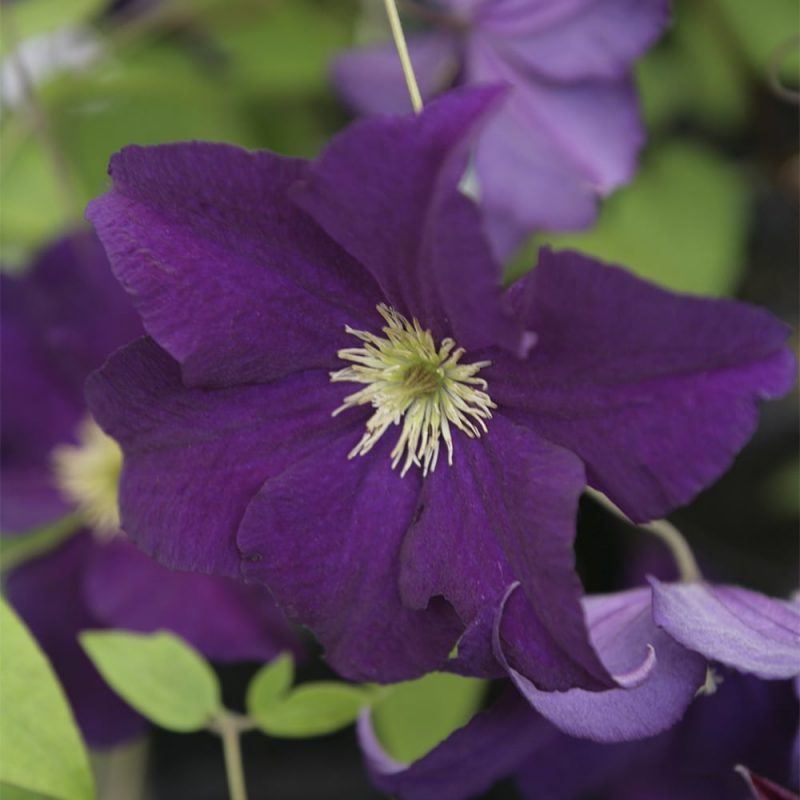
[85, 90, 795, 690]
[1, 232, 301, 747]
[359, 582, 800, 799]
[333, 0, 670, 258]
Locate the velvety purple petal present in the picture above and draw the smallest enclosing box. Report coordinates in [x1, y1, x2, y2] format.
[87, 143, 382, 387]
[0, 466, 70, 534]
[358, 688, 546, 800]
[293, 88, 525, 354]
[498, 588, 707, 742]
[85, 536, 302, 662]
[400, 414, 613, 690]
[86, 337, 355, 577]
[651, 581, 800, 680]
[478, 0, 670, 81]
[4, 533, 146, 747]
[466, 40, 643, 257]
[488, 249, 797, 522]
[332, 33, 460, 115]
[236, 430, 463, 682]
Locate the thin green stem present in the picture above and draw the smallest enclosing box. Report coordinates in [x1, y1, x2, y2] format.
[383, 0, 423, 113]
[211, 712, 254, 800]
[587, 489, 703, 583]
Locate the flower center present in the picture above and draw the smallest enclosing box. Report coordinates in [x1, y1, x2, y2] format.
[331, 304, 495, 476]
[51, 417, 123, 533]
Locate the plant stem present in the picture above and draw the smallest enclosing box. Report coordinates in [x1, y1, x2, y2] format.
[383, 0, 423, 113]
[586, 489, 703, 583]
[212, 712, 254, 800]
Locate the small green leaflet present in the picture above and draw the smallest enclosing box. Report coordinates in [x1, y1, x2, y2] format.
[246, 653, 294, 715]
[0, 598, 94, 800]
[79, 631, 221, 733]
[372, 672, 486, 763]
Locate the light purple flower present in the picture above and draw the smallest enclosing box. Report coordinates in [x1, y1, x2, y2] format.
[85, 90, 795, 689]
[359, 583, 800, 799]
[1, 232, 302, 746]
[333, 0, 671, 258]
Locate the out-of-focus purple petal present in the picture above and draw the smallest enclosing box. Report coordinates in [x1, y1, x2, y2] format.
[497, 587, 706, 742]
[85, 537, 302, 662]
[86, 337, 355, 577]
[293, 88, 524, 354]
[488, 249, 797, 522]
[478, 0, 671, 81]
[87, 143, 382, 387]
[358, 688, 547, 800]
[332, 34, 460, 115]
[651, 580, 800, 680]
[236, 431, 462, 682]
[400, 414, 612, 690]
[4, 533, 146, 747]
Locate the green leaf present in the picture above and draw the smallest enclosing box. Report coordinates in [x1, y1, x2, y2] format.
[0, 598, 94, 800]
[79, 631, 221, 732]
[0, 0, 105, 56]
[527, 141, 749, 296]
[246, 653, 294, 718]
[0, 513, 82, 572]
[372, 673, 486, 763]
[253, 682, 369, 738]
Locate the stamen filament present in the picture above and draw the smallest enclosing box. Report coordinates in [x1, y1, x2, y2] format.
[383, 0, 424, 113]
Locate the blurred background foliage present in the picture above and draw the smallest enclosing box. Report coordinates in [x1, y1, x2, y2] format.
[0, 0, 797, 798]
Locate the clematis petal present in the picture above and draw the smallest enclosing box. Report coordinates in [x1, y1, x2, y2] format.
[292, 88, 524, 354]
[332, 33, 460, 115]
[358, 688, 547, 800]
[467, 40, 643, 257]
[478, 0, 671, 82]
[651, 580, 800, 680]
[85, 537, 302, 663]
[400, 414, 612, 690]
[86, 337, 356, 577]
[87, 143, 382, 387]
[4, 533, 146, 747]
[488, 248, 797, 522]
[497, 587, 707, 742]
[236, 431, 463, 682]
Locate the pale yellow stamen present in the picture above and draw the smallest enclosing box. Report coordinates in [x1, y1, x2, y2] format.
[51, 417, 123, 533]
[331, 304, 495, 476]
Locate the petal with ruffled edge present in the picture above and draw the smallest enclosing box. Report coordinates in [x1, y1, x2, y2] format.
[466, 40, 643, 258]
[478, 0, 670, 82]
[4, 533, 146, 747]
[496, 587, 707, 742]
[293, 88, 524, 354]
[86, 337, 358, 577]
[651, 580, 800, 680]
[400, 414, 612, 690]
[488, 249, 797, 522]
[332, 33, 460, 116]
[236, 431, 463, 682]
[87, 144, 382, 388]
[85, 537, 302, 662]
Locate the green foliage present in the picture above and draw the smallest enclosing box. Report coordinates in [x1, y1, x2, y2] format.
[0, 0, 105, 56]
[246, 653, 294, 716]
[525, 141, 748, 296]
[0, 599, 94, 800]
[79, 631, 221, 733]
[0, 514, 82, 572]
[371, 673, 486, 763]
[251, 682, 370, 739]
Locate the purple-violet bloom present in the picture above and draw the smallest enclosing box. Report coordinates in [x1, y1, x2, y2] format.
[333, 0, 670, 258]
[85, 90, 795, 690]
[359, 582, 800, 799]
[1, 232, 301, 747]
